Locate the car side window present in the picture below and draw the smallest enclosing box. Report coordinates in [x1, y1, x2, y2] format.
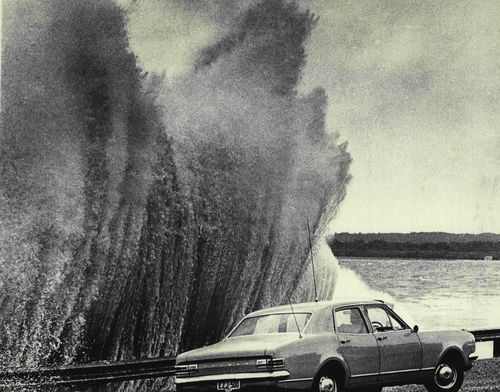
[387, 312, 406, 330]
[366, 306, 408, 331]
[335, 308, 368, 334]
[366, 307, 392, 331]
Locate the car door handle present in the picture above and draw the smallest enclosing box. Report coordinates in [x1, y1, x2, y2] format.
[377, 336, 387, 341]
[340, 339, 351, 344]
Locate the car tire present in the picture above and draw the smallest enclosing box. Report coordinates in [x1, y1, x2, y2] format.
[424, 358, 464, 392]
[312, 369, 340, 392]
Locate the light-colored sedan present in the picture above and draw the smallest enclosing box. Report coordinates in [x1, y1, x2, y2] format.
[175, 299, 477, 392]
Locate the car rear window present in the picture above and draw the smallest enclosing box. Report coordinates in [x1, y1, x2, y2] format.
[230, 313, 312, 337]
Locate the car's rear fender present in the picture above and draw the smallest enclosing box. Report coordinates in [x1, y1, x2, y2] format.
[270, 334, 346, 384]
[313, 357, 349, 389]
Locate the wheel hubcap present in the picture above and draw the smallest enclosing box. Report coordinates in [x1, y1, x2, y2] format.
[434, 363, 457, 389]
[318, 376, 336, 392]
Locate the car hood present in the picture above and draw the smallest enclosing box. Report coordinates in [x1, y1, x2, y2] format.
[177, 334, 299, 363]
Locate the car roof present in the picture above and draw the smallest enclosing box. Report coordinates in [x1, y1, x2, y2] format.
[246, 298, 387, 317]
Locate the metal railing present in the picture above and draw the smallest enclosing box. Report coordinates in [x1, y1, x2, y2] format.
[470, 328, 500, 358]
[0, 357, 175, 388]
[1, 329, 499, 388]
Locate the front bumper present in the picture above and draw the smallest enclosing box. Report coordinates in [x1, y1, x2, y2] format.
[466, 353, 478, 370]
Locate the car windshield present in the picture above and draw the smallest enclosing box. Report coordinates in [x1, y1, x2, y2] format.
[230, 313, 312, 337]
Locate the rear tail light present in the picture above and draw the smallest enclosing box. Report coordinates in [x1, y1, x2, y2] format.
[175, 364, 198, 377]
[271, 358, 285, 368]
[256, 358, 285, 370]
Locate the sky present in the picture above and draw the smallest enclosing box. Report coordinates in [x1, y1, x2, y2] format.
[118, 0, 500, 234]
[300, 0, 500, 234]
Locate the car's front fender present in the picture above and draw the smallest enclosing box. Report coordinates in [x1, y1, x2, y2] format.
[418, 330, 475, 370]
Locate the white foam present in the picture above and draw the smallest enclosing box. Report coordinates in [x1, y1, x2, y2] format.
[332, 266, 417, 328]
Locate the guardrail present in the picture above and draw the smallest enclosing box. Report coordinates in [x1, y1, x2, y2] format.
[0, 329, 498, 388]
[470, 328, 500, 358]
[0, 357, 175, 388]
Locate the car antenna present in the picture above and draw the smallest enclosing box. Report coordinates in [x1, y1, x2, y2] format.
[288, 295, 303, 339]
[306, 218, 318, 302]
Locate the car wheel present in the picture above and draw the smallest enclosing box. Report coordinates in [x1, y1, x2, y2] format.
[424, 358, 464, 392]
[312, 370, 339, 392]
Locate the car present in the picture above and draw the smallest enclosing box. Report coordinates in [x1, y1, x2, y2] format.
[175, 299, 477, 392]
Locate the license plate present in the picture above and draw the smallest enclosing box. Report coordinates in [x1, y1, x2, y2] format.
[217, 380, 240, 391]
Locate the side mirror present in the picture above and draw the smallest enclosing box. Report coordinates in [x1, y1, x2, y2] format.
[412, 325, 419, 333]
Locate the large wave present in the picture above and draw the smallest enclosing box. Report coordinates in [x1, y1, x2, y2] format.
[0, 2, 351, 391]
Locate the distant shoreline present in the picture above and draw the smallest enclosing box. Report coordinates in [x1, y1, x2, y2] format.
[335, 252, 498, 260]
[328, 232, 500, 260]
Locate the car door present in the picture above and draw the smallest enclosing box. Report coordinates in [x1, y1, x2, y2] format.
[334, 306, 379, 387]
[365, 305, 422, 382]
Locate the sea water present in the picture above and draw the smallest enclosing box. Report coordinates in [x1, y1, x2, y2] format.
[336, 258, 500, 331]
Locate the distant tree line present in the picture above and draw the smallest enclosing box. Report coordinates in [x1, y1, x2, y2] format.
[328, 232, 500, 260]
